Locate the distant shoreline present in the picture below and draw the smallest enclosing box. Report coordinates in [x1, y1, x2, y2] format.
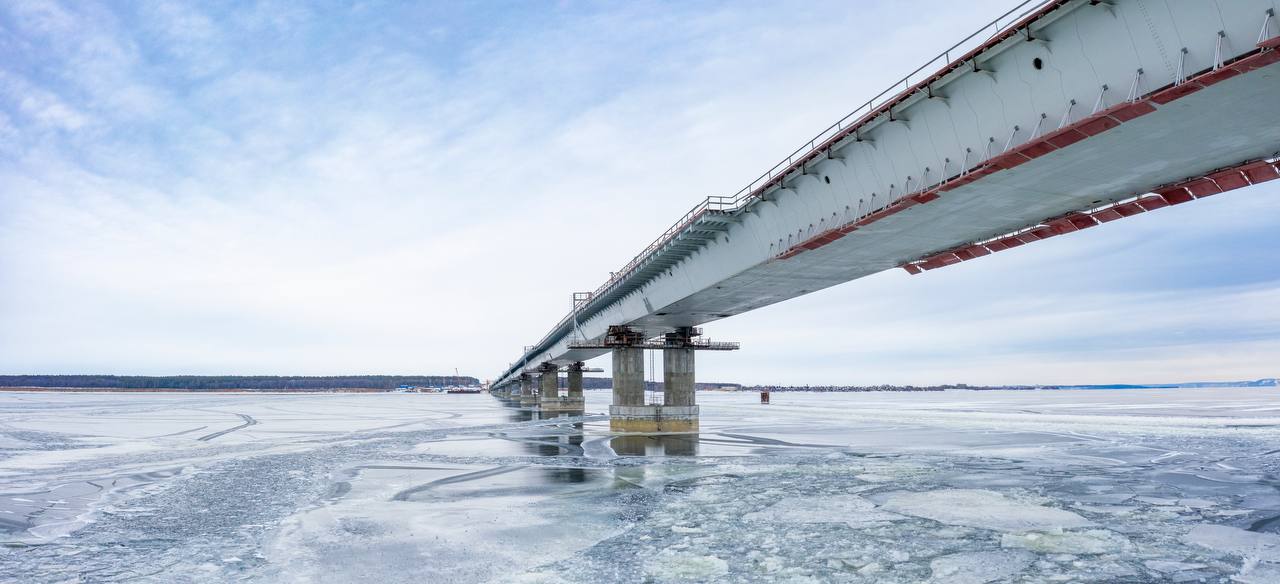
[0, 387, 432, 394]
[742, 379, 1277, 392]
[0, 375, 479, 392]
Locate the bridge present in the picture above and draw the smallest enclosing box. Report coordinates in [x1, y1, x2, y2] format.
[490, 0, 1280, 431]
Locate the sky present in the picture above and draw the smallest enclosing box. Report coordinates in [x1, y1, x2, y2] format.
[1, 0, 1277, 386]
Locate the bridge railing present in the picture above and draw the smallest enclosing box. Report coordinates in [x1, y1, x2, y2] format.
[501, 0, 1059, 383]
[721, 0, 1057, 208]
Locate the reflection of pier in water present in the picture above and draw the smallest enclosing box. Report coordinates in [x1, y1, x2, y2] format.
[505, 407, 699, 458]
[610, 434, 697, 457]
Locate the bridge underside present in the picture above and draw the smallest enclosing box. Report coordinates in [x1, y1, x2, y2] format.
[639, 66, 1280, 330]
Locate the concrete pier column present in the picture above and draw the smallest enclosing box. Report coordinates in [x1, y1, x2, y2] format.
[547, 361, 585, 412]
[519, 374, 537, 406]
[612, 346, 645, 407]
[567, 362, 584, 399]
[608, 325, 700, 432]
[539, 364, 559, 399]
[538, 362, 569, 411]
[663, 346, 695, 407]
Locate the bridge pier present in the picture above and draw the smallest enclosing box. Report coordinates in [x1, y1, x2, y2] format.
[538, 362, 581, 412]
[611, 345, 646, 408]
[561, 361, 586, 411]
[608, 327, 653, 432]
[663, 330, 696, 407]
[608, 326, 700, 433]
[518, 374, 537, 406]
[658, 328, 699, 431]
[567, 362, 584, 399]
[539, 363, 558, 399]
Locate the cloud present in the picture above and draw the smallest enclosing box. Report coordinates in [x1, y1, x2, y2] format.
[0, 72, 89, 132]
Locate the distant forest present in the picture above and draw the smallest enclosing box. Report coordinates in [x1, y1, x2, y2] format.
[0, 375, 479, 391]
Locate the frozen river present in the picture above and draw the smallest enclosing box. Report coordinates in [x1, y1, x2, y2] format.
[2, 388, 1280, 583]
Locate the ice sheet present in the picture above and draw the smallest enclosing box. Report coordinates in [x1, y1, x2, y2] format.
[0, 387, 1278, 582]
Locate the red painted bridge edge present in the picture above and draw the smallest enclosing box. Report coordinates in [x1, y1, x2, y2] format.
[772, 36, 1280, 268]
[902, 156, 1280, 274]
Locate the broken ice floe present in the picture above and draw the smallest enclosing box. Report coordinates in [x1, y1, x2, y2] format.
[743, 494, 905, 528]
[1000, 529, 1131, 554]
[880, 489, 1093, 532]
[927, 550, 1035, 584]
[1233, 559, 1280, 584]
[643, 550, 729, 581]
[1183, 524, 1280, 562]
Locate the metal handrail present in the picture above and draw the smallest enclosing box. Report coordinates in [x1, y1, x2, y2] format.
[502, 0, 1060, 383]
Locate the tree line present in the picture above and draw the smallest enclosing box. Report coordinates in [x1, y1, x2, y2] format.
[0, 375, 479, 391]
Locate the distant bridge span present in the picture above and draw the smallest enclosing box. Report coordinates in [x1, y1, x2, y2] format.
[492, 0, 1280, 420]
